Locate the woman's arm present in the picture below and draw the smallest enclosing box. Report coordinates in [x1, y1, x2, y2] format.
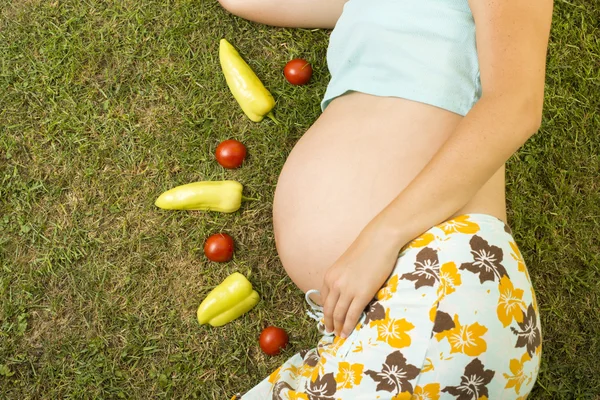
[321, 0, 554, 338]
[376, 0, 555, 249]
[217, 0, 348, 29]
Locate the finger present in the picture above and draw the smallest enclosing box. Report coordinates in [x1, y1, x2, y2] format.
[319, 285, 329, 308]
[341, 298, 367, 339]
[323, 289, 339, 335]
[333, 295, 353, 337]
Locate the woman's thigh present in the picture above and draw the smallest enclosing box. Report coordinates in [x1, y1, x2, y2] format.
[217, 0, 349, 29]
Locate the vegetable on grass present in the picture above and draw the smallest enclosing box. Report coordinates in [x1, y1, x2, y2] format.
[259, 326, 289, 355]
[204, 233, 234, 262]
[155, 180, 245, 213]
[215, 139, 247, 169]
[219, 38, 277, 123]
[283, 58, 313, 86]
[197, 272, 260, 327]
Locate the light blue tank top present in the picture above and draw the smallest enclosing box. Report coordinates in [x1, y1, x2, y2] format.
[322, 0, 481, 116]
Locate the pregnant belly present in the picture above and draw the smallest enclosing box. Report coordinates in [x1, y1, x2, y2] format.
[273, 92, 504, 294]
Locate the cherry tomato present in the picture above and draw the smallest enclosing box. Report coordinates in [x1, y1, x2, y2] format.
[259, 326, 289, 356]
[283, 59, 313, 86]
[204, 233, 234, 262]
[215, 139, 247, 169]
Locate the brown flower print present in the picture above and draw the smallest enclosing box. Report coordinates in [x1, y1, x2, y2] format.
[432, 310, 455, 335]
[273, 381, 293, 400]
[364, 301, 386, 325]
[305, 372, 337, 400]
[365, 351, 420, 394]
[441, 358, 495, 399]
[460, 235, 509, 283]
[302, 350, 320, 368]
[400, 247, 441, 289]
[511, 303, 542, 357]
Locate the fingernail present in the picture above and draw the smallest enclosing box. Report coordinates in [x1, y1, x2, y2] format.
[341, 333, 347, 339]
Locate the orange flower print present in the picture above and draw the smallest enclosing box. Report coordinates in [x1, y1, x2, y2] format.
[503, 352, 532, 395]
[509, 241, 527, 275]
[497, 276, 526, 327]
[407, 232, 436, 249]
[413, 383, 441, 400]
[283, 364, 301, 381]
[268, 365, 282, 384]
[335, 361, 364, 389]
[435, 314, 488, 356]
[438, 215, 480, 235]
[392, 392, 412, 400]
[371, 309, 415, 348]
[377, 274, 399, 301]
[429, 302, 437, 323]
[299, 349, 319, 381]
[320, 335, 346, 358]
[331, 335, 348, 357]
[437, 261, 462, 299]
[421, 358, 435, 373]
[352, 341, 363, 353]
[288, 392, 309, 400]
[297, 364, 311, 380]
[310, 356, 326, 383]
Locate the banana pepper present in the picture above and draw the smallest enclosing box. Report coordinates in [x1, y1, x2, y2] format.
[155, 180, 243, 212]
[197, 272, 260, 327]
[219, 38, 276, 123]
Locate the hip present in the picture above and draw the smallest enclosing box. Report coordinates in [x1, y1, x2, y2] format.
[320, 213, 541, 397]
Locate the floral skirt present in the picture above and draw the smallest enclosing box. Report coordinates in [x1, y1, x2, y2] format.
[236, 214, 542, 399]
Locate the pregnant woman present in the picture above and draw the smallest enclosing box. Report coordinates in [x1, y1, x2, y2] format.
[221, 0, 553, 398]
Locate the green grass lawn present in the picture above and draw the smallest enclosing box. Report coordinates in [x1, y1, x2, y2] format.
[1, 0, 599, 398]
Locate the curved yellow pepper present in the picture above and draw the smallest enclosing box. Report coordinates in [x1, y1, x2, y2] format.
[155, 180, 243, 212]
[219, 38, 276, 123]
[197, 272, 260, 327]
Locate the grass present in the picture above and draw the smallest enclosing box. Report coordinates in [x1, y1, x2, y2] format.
[0, 0, 598, 398]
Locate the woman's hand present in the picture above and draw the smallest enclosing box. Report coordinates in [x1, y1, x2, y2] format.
[321, 217, 405, 338]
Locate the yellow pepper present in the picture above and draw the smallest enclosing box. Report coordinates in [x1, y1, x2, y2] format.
[155, 180, 243, 212]
[197, 272, 260, 327]
[219, 38, 276, 123]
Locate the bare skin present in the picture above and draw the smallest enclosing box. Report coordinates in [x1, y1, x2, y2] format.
[217, 0, 348, 29]
[273, 94, 507, 295]
[219, 0, 553, 338]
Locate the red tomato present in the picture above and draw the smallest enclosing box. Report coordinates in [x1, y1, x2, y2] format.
[204, 233, 234, 262]
[259, 326, 289, 356]
[215, 139, 247, 169]
[283, 59, 313, 86]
